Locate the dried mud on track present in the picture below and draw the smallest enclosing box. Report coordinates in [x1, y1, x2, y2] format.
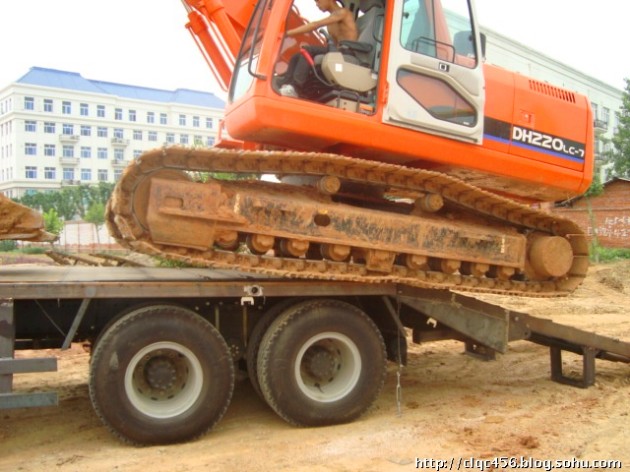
[1, 261, 629, 472]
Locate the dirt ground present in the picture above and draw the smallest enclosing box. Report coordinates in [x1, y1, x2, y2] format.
[1, 261, 629, 471]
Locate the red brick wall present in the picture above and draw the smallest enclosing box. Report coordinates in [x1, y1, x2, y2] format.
[553, 180, 630, 248]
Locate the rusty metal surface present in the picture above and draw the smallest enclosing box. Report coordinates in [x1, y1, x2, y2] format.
[0, 266, 396, 300]
[106, 147, 589, 297]
[45, 250, 146, 267]
[0, 195, 55, 242]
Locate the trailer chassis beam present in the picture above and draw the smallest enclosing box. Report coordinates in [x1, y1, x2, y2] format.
[0, 302, 58, 409]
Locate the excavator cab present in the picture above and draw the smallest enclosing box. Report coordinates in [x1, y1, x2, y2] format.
[226, 0, 486, 148]
[264, 0, 484, 145]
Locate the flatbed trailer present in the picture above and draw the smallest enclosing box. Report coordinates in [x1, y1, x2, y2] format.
[1, 266, 629, 445]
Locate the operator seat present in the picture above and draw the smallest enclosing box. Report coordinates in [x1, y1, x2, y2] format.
[320, 0, 385, 93]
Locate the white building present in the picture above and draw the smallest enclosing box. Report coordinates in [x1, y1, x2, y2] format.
[0, 38, 625, 199]
[0, 67, 225, 199]
[481, 26, 624, 181]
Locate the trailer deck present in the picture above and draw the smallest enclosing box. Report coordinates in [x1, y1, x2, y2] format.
[1, 266, 629, 414]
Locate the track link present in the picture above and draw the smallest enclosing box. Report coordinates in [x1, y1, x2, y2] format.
[107, 147, 589, 297]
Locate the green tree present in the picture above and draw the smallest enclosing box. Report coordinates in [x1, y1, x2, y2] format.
[15, 183, 115, 220]
[609, 77, 630, 177]
[84, 201, 106, 246]
[42, 208, 63, 238]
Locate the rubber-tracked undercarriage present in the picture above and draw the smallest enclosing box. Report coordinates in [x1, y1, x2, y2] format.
[107, 147, 589, 297]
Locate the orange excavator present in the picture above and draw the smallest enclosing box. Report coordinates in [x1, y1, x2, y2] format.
[107, 0, 594, 296]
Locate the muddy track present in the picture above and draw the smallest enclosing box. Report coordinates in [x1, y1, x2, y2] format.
[107, 147, 588, 297]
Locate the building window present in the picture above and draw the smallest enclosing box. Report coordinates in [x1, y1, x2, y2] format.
[44, 99, 53, 113]
[97, 147, 108, 159]
[97, 126, 108, 137]
[114, 169, 123, 181]
[114, 128, 124, 139]
[180, 134, 189, 145]
[205, 117, 213, 129]
[63, 167, 74, 181]
[25, 166, 37, 179]
[62, 101, 71, 114]
[63, 145, 74, 158]
[81, 146, 92, 158]
[129, 109, 137, 122]
[44, 167, 56, 180]
[115, 108, 123, 120]
[80, 103, 89, 116]
[97, 105, 105, 118]
[179, 114, 186, 126]
[24, 97, 34, 110]
[193, 116, 200, 127]
[147, 111, 155, 123]
[133, 149, 143, 159]
[166, 133, 175, 144]
[25, 143, 37, 156]
[80, 125, 91, 136]
[62, 123, 74, 135]
[148, 131, 158, 142]
[133, 130, 142, 140]
[44, 122, 56, 134]
[44, 144, 56, 157]
[98, 169, 108, 181]
[25, 120, 37, 132]
[160, 113, 167, 125]
[206, 136, 215, 147]
[114, 148, 124, 160]
[81, 168, 92, 181]
[602, 107, 610, 125]
[591, 102, 598, 119]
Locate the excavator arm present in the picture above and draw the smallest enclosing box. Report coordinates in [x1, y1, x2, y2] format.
[181, 0, 257, 91]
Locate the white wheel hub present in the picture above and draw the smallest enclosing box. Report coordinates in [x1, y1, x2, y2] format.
[294, 332, 361, 402]
[124, 341, 203, 419]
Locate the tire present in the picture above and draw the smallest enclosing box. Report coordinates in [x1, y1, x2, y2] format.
[245, 299, 302, 400]
[89, 305, 234, 445]
[257, 299, 386, 426]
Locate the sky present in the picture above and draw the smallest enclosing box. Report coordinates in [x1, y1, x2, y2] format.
[0, 0, 627, 101]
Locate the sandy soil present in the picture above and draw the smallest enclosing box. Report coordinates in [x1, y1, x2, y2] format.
[1, 261, 629, 471]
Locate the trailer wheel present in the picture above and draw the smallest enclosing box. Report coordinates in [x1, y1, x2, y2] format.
[257, 299, 386, 426]
[246, 299, 302, 400]
[89, 305, 234, 445]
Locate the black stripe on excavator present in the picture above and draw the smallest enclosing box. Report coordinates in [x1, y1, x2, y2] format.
[484, 117, 586, 163]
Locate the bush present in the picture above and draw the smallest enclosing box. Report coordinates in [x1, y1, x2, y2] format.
[0, 240, 18, 252]
[19, 246, 48, 255]
[590, 244, 630, 263]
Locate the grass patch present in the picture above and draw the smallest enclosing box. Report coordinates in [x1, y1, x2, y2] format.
[590, 244, 630, 263]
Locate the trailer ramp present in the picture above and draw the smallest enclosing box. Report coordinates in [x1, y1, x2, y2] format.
[397, 287, 630, 388]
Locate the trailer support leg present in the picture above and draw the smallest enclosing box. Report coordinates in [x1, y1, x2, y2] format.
[550, 345, 598, 389]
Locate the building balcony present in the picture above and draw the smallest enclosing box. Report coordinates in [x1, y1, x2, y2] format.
[111, 138, 129, 147]
[59, 133, 80, 143]
[59, 156, 80, 166]
[111, 159, 130, 168]
[594, 119, 608, 134]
